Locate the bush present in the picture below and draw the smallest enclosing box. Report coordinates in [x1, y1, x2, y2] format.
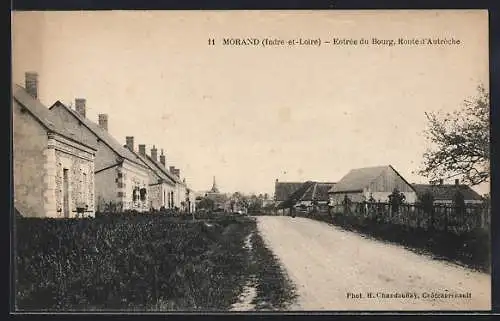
[15, 213, 254, 311]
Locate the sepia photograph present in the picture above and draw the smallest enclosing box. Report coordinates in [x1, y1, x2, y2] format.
[11, 9, 491, 312]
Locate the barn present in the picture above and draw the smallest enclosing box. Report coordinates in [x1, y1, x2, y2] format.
[328, 165, 418, 205]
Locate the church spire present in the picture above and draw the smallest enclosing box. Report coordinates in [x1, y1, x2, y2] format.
[210, 175, 219, 193]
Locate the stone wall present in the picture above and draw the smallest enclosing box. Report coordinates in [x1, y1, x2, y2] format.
[13, 100, 48, 217]
[50, 134, 95, 218]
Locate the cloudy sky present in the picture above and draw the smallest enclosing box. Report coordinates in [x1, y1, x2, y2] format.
[11, 10, 489, 195]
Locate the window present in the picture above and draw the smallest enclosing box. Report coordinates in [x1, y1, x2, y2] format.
[133, 187, 139, 202]
[140, 188, 147, 201]
[82, 172, 87, 204]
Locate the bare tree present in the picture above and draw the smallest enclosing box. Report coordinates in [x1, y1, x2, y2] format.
[418, 85, 489, 186]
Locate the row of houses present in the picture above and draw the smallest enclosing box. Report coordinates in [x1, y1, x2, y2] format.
[274, 165, 484, 212]
[13, 72, 195, 218]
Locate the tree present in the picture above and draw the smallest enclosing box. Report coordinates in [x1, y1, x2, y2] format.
[388, 188, 406, 214]
[418, 85, 489, 186]
[197, 197, 215, 211]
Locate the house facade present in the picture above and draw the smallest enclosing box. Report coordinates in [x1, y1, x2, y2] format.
[131, 144, 180, 211]
[49, 101, 151, 212]
[328, 165, 418, 205]
[13, 73, 97, 218]
[413, 180, 484, 205]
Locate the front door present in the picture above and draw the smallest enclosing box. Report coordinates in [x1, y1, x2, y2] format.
[63, 168, 70, 218]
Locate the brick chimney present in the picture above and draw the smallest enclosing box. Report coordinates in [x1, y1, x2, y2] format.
[169, 166, 175, 174]
[75, 98, 86, 118]
[125, 136, 134, 151]
[174, 168, 180, 177]
[98, 114, 108, 131]
[138, 144, 146, 156]
[160, 149, 166, 166]
[25, 72, 38, 99]
[151, 145, 158, 161]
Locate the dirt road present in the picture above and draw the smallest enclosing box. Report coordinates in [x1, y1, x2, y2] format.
[256, 216, 491, 311]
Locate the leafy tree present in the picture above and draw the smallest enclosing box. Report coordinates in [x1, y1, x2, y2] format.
[388, 188, 406, 214]
[418, 85, 489, 186]
[197, 197, 215, 211]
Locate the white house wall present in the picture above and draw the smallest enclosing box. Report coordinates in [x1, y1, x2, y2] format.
[120, 159, 150, 212]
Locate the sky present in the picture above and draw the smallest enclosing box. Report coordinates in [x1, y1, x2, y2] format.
[11, 10, 489, 196]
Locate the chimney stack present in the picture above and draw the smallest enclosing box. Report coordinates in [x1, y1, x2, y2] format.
[25, 72, 38, 99]
[169, 166, 175, 174]
[151, 145, 158, 161]
[98, 114, 108, 131]
[160, 149, 166, 166]
[138, 144, 146, 156]
[125, 136, 134, 151]
[75, 98, 86, 118]
[174, 168, 180, 177]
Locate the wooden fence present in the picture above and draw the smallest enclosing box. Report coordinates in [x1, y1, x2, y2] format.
[328, 202, 490, 234]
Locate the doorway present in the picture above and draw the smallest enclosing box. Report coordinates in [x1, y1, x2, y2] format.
[63, 168, 70, 218]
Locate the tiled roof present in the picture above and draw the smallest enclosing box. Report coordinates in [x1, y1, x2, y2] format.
[330, 165, 391, 193]
[144, 154, 181, 185]
[275, 181, 335, 203]
[129, 150, 176, 185]
[412, 184, 483, 201]
[301, 182, 336, 201]
[49, 101, 146, 168]
[276, 181, 315, 209]
[274, 182, 304, 201]
[13, 84, 97, 150]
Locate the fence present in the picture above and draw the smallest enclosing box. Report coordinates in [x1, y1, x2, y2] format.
[328, 202, 490, 234]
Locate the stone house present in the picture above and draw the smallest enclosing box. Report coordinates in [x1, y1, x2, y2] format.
[168, 166, 196, 213]
[129, 144, 177, 210]
[328, 165, 418, 205]
[13, 72, 97, 218]
[49, 101, 150, 212]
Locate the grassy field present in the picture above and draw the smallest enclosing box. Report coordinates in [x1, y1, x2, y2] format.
[14, 212, 296, 312]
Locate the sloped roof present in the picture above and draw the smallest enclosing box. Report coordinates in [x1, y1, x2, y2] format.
[274, 182, 304, 201]
[277, 181, 315, 209]
[129, 150, 176, 185]
[301, 182, 336, 201]
[330, 165, 392, 193]
[13, 84, 97, 150]
[275, 181, 335, 202]
[144, 154, 181, 185]
[412, 184, 483, 201]
[49, 101, 145, 168]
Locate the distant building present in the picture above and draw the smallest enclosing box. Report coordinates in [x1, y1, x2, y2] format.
[205, 176, 228, 210]
[274, 179, 335, 209]
[328, 165, 418, 205]
[412, 179, 484, 205]
[49, 101, 151, 212]
[13, 72, 97, 218]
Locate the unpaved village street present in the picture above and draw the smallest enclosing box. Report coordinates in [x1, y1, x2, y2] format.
[256, 216, 491, 311]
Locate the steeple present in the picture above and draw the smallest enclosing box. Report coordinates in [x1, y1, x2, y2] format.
[210, 176, 220, 193]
